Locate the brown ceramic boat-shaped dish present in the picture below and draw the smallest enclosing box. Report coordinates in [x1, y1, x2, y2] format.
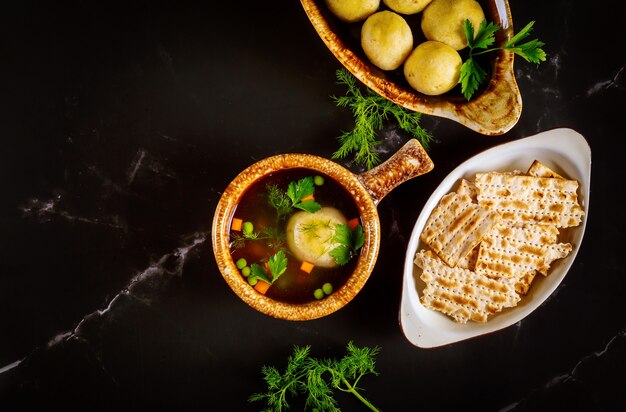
[301, 0, 522, 135]
[212, 139, 433, 320]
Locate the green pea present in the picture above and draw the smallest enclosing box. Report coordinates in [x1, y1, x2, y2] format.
[313, 175, 325, 186]
[236, 258, 247, 269]
[248, 277, 258, 286]
[242, 221, 254, 235]
[241, 266, 251, 277]
[313, 288, 324, 300]
[322, 282, 333, 295]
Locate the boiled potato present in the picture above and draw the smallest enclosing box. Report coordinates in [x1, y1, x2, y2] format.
[286, 207, 348, 268]
[403, 40, 462, 95]
[421, 0, 485, 50]
[361, 11, 413, 70]
[382, 0, 433, 15]
[325, 0, 380, 23]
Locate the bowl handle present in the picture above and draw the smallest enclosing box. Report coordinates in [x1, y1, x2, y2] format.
[357, 139, 434, 205]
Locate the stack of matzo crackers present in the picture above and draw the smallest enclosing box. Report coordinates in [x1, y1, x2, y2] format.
[415, 160, 585, 323]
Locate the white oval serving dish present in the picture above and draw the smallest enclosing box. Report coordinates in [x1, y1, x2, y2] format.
[400, 128, 591, 348]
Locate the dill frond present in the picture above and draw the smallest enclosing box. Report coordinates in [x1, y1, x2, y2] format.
[331, 68, 433, 170]
[267, 184, 292, 219]
[250, 342, 381, 412]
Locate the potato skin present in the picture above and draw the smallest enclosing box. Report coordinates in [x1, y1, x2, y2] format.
[325, 0, 380, 23]
[403, 40, 462, 95]
[421, 0, 485, 50]
[361, 11, 413, 71]
[382, 0, 433, 15]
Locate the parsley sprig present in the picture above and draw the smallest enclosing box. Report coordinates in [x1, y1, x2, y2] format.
[249, 342, 381, 412]
[268, 177, 321, 218]
[332, 68, 432, 170]
[249, 250, 288, 285]
[460, 20, 546, 100]
[287, 177, 321, 213]
[330, 223, 364, 266]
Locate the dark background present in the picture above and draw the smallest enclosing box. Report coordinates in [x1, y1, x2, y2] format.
[1, 1, 624, 410]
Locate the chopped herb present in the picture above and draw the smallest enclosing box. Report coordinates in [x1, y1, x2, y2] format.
[250, 263, 272, 284]
[267, 184, 292, 219]
[259, 226, 286, 250]
[331, 68, 433, 170]
[460, 20, 546, 100]
[267, 177, 322, 219]
[230, 227, 285, 250]
[299, 220, 332, 236]
[267, 250, 288, 278]
[330, 223, 364, 266]
[248, 250, 288, 285]
[249, 342, 381, 412]
[287, 177, 321, 213]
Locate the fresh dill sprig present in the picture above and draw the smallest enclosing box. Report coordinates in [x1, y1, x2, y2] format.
[331, 68, 433, 170]
[267, 184, 293, 219]
[249, 342, 381, 412]
[230, 227, 285, 250]
[267, 177, 321, 218]
[299, 220, 333, 236]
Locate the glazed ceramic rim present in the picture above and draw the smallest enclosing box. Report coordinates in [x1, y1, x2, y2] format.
[212, 153, 381, 320]
[300, 0, 522, 136]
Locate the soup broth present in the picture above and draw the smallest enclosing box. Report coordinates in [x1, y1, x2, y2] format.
[229, 168, 362, 304]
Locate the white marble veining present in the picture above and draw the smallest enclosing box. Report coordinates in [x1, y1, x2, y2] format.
[127, 148, 147, 185]
[20, 194, 127, 230]
[499, 328, 626, 411]
[586, 66, 625, 96]
[0, 230, 209, 376]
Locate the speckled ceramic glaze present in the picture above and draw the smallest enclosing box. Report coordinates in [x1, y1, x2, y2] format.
[301, 0, 522, 135]
[212, 139, 433, 320]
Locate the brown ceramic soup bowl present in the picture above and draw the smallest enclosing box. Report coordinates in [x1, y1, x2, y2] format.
[212, 139, 433, 320]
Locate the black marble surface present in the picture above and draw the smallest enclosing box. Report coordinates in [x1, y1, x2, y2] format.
[1, 1, 625, 411]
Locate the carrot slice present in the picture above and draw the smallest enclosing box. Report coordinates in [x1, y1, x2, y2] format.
[300, 261, 315, 274]
[300, 194, 315, 203]
[231, 218, 243, 231]
[348, 217, 360, 230]
[254, 280, 271, 294]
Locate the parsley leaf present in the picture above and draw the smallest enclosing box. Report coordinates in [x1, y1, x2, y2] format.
[250, 263, 272, 284]
[267, 177, 321, 218]
[470, 20, 499, 49]
[459, 57, 487, 101]
[296, 199, 321, 214]
[508, 38, 547, 63]
[460, 19, 546, 100]
[267, 250, 288, 278]
[332, 223, 351, 246]
[287, 177, 321, 213]
[249, 251, 288, 286]
[287, 177, 313, 204]
[504, 20, 535, 48]
[330, 245, 352, 266]
[330, 223, 364, 266]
